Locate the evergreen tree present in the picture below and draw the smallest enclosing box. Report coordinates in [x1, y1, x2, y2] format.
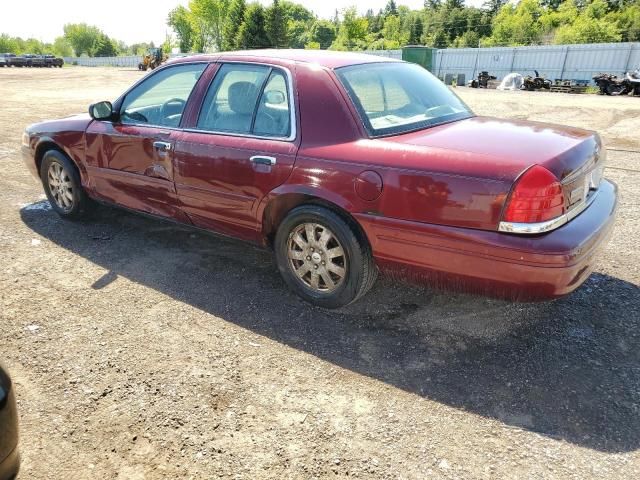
[236, 3, 270, 49]
[409, 16, 424, 44]
[425, 0, 442, 10]
[222, 0, 246, 50]
[266, 0, 289, 48]
[385, 0, 399, 17]
[483, 0, 507, 16]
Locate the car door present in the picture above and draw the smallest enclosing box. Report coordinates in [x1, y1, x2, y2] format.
[85, 62, 207, 220]
[173, 62, 299, 242]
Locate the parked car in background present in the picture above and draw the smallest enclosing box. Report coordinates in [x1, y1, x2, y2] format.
[0, 364, 19, 480]
[43, 54, 64, 68]
[21, 50, 617, 308]
[7, 54, 26, 68]
[24, 54, 45, 68]
[0, 54, 26, 68]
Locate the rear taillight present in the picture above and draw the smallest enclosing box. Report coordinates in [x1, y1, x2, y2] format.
[503, 165, 565, 224]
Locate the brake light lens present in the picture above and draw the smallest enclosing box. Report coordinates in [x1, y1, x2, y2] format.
[503, 165, 565, 223]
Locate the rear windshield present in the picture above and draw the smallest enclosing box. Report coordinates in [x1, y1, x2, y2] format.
[336, 62, 472, 137]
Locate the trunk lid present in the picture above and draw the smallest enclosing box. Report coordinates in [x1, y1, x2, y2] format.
[384, 116, 605, 218]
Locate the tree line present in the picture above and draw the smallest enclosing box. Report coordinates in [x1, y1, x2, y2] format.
[0, 24, 168, 58]
[1, 0, 639, 57]
[169, 0, 640, 51]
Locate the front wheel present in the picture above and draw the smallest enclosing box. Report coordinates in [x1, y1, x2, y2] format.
[40, 150, 93, 219]
[274, 205, 377, 308]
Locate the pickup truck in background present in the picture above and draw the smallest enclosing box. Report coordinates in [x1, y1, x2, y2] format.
[44, 54, 64, 68]
[24, 54, 45, 67]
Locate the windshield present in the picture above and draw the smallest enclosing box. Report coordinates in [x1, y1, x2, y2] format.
[336, 62, 473, 137]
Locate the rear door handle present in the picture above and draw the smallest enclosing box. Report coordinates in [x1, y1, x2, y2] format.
[153, 141, 172, 153]
[250, 155, 276, 166]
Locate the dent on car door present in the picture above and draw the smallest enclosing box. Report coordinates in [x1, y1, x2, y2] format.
[173, 63, 299, 243]
[85, 63, 207, 220]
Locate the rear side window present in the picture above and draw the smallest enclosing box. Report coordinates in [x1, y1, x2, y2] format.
[197, 63, 292, 138]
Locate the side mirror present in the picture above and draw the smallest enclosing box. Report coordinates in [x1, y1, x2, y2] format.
[89, 101, 114, 120]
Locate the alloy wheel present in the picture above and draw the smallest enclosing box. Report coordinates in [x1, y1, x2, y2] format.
[47, 161, 74, 212]
[287, 222, 347, 293]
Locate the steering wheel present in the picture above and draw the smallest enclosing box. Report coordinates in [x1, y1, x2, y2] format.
[123, 110, 148, 123]
[160, 97, 187, 121]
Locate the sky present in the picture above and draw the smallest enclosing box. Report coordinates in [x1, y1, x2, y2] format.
[1, 0, 482, 46]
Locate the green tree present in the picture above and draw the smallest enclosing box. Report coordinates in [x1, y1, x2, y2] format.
[483, 0, 544, 46]
[236, 3, 270, 49]
[0, 34, 18, 53]
[281, 1, 314, 22]
[189, 0, 229, 51]
[63, 23, 102, 56]
[555, 0, 621, 42]
[445, 0, 465, 9]
[91, 33, 117, 57]
[456, 29, 480, 46]
[331, 6, 368, 50]
[168, 5, 195, 52]
[310, 19, 337, 49]
[266, 0, 288, 47]
[222, 0, 246, 50]
[409, 15, 424, 44]
[288, 20, 311, 48]
[483, 0, 507, 16]
[52, 37, 73, 57]
[382, 14, 405, 45]
[385, 0, 398, 16]
[430, 29, 449, 47]
[607, 3, 640, 41]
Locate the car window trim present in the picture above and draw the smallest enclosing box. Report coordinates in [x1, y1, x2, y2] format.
[190, 60, 297, 142]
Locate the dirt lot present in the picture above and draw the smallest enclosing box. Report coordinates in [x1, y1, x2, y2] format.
[1, 67, 639, 479]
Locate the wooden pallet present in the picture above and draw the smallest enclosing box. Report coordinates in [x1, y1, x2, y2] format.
[549, 85, 588, 94]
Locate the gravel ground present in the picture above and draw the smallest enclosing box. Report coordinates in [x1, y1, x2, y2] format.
[0, 67, 639, 479]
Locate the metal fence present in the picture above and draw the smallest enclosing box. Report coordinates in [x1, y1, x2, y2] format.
[434, 42, 640, 83]
[63, 55, 142, 67]
[363, 50, 403, 60]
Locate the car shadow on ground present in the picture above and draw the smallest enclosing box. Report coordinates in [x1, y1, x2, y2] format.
[20, 202, 640, 453]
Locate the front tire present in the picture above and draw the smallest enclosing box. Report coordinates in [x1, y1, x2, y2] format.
[275, 205, 377, 308]
[40, 150, 93, 219]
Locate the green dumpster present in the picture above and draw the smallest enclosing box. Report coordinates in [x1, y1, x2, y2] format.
[402, 46, 436, 72]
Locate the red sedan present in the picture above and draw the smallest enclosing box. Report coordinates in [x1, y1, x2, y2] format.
[21, 50, 617, 308]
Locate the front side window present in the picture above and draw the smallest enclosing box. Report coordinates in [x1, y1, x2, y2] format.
[336, 63, 472, 137]
[120, 63, 206, 127]
[197, 63, 292, 138]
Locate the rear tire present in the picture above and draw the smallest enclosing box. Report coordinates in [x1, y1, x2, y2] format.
[274, 205, 377, 308]
[40, 150, 93, 220]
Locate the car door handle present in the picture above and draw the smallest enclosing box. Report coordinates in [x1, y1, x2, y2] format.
[153, 141, 172, 153]
[250, 155, 276, 166]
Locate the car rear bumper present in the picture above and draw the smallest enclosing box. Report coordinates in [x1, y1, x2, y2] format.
[356, 179, 618, 301]
[0, 447, 19, 480]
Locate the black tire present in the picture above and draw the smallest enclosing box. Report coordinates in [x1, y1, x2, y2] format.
[274, 205, 377, 308]
[40, 150, 93, 220]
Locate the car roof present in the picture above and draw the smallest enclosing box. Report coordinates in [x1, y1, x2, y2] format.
[169, 49, 402, 69]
